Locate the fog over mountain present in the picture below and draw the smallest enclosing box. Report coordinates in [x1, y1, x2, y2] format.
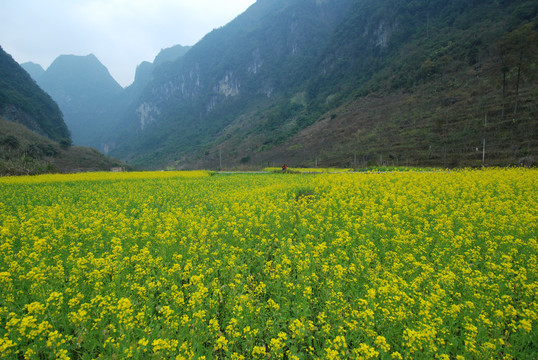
[21, 46, 191, 152]
[20, 62, 45, 81]
[29, 54, 122, 148]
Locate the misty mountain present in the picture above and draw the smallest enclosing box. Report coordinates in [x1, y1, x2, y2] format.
[30, 54, 123, 149]
[21, 46, 191, 153]
[1, 48, 128, 175]
[120, 45, 192, 108]
[109, 0, 537, 169]
[111, 0, 354, 166]
[0, 46, 70, 142]
[153, 44, 191, 67]
[20, 61, 45, 81]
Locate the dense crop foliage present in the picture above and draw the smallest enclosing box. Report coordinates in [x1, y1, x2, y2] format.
[0, 169, 536, 359]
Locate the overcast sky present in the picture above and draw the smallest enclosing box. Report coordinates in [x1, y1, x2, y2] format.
[0, 0, 256, 87]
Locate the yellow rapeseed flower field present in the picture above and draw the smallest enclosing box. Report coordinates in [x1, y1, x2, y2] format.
[0, 168, 536, 359]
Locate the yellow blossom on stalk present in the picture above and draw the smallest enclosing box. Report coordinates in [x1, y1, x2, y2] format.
[193, 309, 206, 321]
[333, 335, 347, 352]
[289, 318, 306, 339]
[46, 292, 64, 307]
[208, 318, 220, 333]
[54, 349, 70, 360]
[352, 343, 379, 359]
[214, 336, 229, 352]
[181, 314, 190, 325]
[252, 345, 267, 358]
[24, 348, 37, 359]
[0, 337, 16, 355]
[375, 335, 391, 352]
[152, 338, 179, 353]
[115, 297, 134, 329]
[24, 302, 46, 315]
[267, 298, 280, 311]
[138, 338, 149, 347]
[518, 319, 532, 333]
[269, 332, 288, 358]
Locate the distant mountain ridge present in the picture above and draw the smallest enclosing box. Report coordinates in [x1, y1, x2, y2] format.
[0, 47, 127, 175]
[28, 54, 122, 148]
[121, 45, 192, 110]
[22, 45, 191, 152]
[20, 61, 45, 81]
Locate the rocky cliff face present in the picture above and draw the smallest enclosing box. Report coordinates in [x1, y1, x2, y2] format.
[136, 102, 161, 130]
[110, 0, 354, 166]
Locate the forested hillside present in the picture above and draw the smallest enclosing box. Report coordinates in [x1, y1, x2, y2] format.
[0, 117, 124, 175]
[0, 46, 70, 142]
[106, 0, 537, 169]
[253, 0, 538, 168]
[286, 0, 538, 168]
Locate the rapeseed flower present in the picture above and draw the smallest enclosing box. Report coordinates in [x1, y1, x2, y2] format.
[0, 168, 535, 358]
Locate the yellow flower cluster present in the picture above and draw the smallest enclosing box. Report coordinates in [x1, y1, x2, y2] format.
[0, 170, 209, 184]
[265, 167, 354, 173]
[0, 168, 536, 359]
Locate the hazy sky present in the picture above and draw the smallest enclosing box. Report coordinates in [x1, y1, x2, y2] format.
[0, 0, 256, 87]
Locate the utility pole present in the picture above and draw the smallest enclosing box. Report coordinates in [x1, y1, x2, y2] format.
[482, 139, 486, 165]
[482, 113, 487, 166]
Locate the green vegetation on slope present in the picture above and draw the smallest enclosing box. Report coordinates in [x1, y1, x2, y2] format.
[0, 117, 125, 175]
[109, 0, 354, 168]
[0, 46, 70, 142]
[187, 0, 538, 170]
[108, 0, 537, 170]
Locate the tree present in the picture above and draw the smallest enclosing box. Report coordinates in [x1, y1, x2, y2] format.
[1, 135, 20, 152]
[59, 138, 72, 150]
[25, 143, 42, 158]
